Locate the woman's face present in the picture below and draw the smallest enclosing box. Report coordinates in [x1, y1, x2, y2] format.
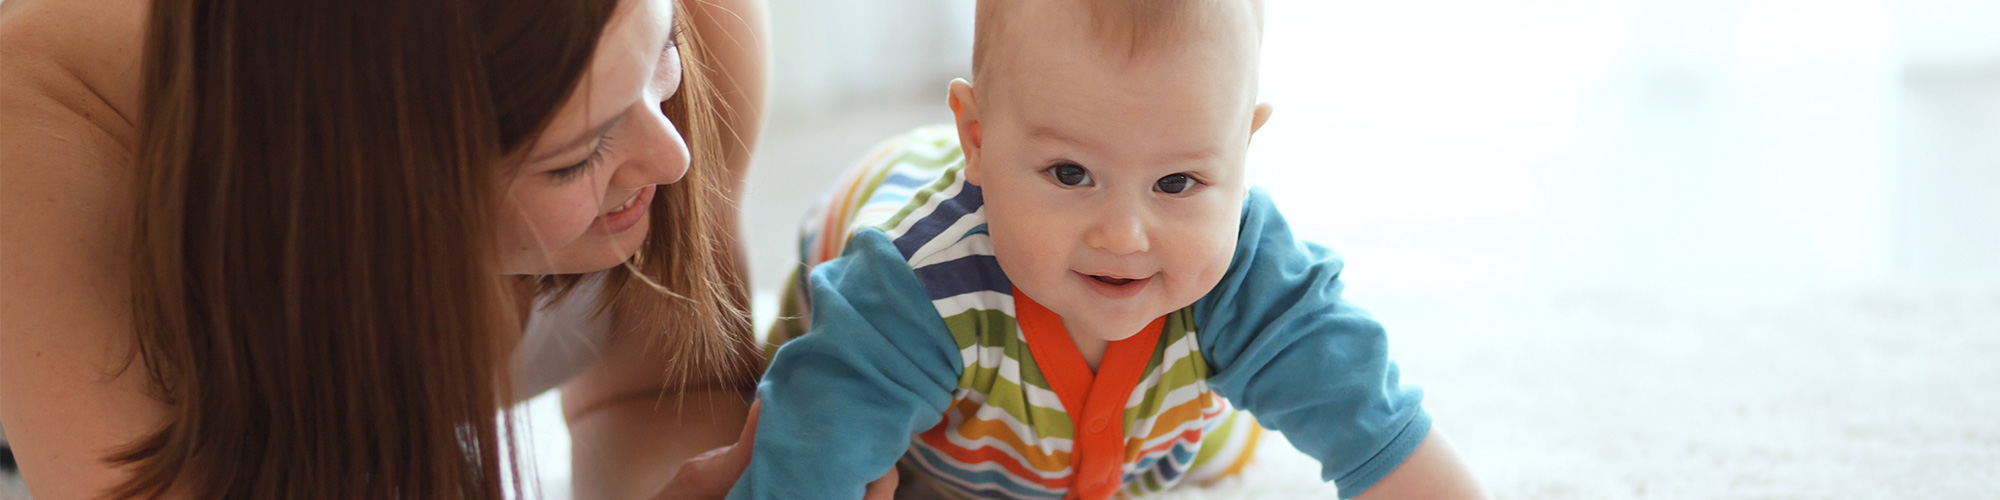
[495, 0, 687, 275]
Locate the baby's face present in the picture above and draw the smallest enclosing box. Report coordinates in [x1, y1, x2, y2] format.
[959, 3, 1266, 342]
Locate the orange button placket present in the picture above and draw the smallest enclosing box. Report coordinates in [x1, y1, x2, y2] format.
[1014, 288, 1165, 500]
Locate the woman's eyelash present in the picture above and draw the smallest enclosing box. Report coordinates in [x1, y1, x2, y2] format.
[549, 136, 612, 184]
[665, 20, 685, 50]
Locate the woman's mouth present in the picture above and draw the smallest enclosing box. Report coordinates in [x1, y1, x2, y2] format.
[611, 191, 641, 212]
[587, 185, 656, 235]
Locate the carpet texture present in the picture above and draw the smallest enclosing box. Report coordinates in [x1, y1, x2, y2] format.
[3, 285, 1991, 499]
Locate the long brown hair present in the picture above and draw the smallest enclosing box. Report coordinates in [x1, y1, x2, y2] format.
[119, 0, 748, 497]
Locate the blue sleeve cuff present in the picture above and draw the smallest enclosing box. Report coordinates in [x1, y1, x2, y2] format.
[1334, 408, 1431, 498]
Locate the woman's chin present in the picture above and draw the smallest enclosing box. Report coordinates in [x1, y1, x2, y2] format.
[570, 229, 650, 273]
[504, 223, 650, 276]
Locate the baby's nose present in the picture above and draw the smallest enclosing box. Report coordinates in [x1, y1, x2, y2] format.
[1085, 214, 1150, 256]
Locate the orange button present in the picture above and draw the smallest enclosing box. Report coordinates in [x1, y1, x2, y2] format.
[1089, 417, 1109, 432]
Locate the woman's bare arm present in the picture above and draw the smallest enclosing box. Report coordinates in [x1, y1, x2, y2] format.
[562, 361, 755, 500]
[559, 0, 769, 498]
[0, 1, 168, 498]
[690, 0, 769, 290]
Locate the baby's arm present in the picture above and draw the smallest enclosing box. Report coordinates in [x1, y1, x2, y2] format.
[1352, 428, 1487, 499]
[724, 229, 963, 500]
[1195, 189, 1485, 499]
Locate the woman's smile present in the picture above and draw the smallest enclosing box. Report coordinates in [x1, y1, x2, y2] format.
[588, 184, 656, 235]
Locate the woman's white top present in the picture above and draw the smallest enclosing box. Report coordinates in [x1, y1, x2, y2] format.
[510, 275, 616, 400]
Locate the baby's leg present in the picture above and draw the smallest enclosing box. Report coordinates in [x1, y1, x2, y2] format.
[1182, 409, 1264, 485]
[761, 126, 961, 360]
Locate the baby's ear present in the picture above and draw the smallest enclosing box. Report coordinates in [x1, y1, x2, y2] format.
[948, 79, 985, 185]
[1249, 102, 1274, 141]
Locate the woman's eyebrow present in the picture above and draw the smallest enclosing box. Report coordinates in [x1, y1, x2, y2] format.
[533, 111, 629, 163]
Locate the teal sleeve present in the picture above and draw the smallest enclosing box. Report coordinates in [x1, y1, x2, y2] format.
[725, 228, 963, 499]
[1193, 188, 1431, 498]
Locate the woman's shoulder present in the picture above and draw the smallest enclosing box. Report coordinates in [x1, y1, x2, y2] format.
[1, 1, 170, 497]
[3, 0, 146, 99]
[1, 0, 149, 340]
[1, 0, 147, 188]
[1, 0, 149, 264]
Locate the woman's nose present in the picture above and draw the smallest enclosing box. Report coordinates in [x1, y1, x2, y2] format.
[606, 102, 690, 190]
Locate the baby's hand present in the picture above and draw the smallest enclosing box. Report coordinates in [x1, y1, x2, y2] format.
[651, 400, 901, 500]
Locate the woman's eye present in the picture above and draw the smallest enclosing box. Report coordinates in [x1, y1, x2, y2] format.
[1155, 173, 1197, 194]
[548, 140, 611, 184]
[1048, 162, 1092, 186]
[547, 159, 592, 184]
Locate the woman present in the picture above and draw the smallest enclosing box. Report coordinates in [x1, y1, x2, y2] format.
[0, 0, 849, 497]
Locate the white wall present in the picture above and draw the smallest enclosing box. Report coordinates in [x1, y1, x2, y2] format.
[765, 0, 972, 121]
[1251, 0, 1910, 292]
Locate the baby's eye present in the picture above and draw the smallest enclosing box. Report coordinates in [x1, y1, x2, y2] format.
[1046, 162, 1093, 187]
[1155, 173, 1197, 194]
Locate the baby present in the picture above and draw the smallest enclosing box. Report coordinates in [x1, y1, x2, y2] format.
[729, 1, 1452, 498]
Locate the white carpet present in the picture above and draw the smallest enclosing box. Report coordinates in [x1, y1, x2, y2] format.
[3, 285, 1992, 500]
[1364, 284, 2000, 499]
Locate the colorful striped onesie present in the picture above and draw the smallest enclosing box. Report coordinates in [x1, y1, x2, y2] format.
[729, 126, 1430, 500]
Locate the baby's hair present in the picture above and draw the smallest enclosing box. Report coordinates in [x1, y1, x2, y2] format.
[971, 0, 1262, 83]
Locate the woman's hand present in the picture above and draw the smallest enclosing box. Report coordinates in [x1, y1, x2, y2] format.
[653, 401, 901, 500]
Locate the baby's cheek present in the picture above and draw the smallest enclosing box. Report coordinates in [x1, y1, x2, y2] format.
[1184, 238, 1239, 297]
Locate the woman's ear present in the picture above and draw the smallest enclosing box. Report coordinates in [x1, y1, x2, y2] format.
[1249, 102, 1274, 141]
[948, 79, 985, 185]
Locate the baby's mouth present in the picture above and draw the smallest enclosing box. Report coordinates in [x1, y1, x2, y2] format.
[1076, 271, 1151, 298]
[1091, 275, 1136, 286]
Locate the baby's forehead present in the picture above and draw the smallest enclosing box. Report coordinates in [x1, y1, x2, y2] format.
[972, 0, 1263, 86]
[973, 1, 1263, 123]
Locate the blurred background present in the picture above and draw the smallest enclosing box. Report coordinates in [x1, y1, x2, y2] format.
[529, 0, 2000, 498]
